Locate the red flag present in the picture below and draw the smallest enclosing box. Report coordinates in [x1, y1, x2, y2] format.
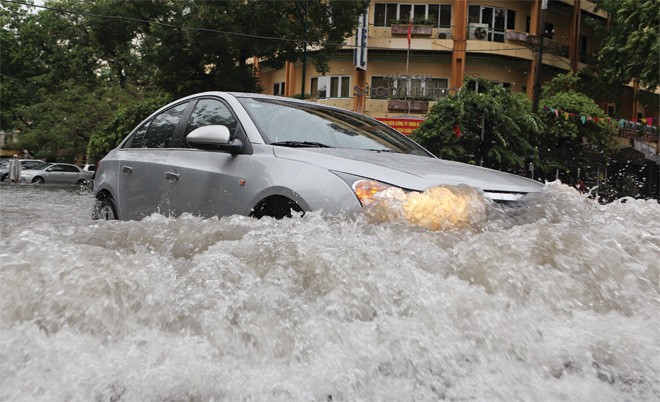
[453, 124, 461, 138]
[407, 16, 412, 48]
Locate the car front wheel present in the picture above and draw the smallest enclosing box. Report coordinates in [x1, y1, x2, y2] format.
[32, 176, 44, 184]
[94, 196, 118, 220]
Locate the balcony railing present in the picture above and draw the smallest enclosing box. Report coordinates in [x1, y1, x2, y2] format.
[391, 24, 433, 37]
[504, 30, 569, 57]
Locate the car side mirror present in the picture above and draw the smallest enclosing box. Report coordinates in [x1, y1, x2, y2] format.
[186, 125, 243, 155]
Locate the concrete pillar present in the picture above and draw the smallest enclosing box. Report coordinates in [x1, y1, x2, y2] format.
[285, 61, 297, 97]
[451, 0, 467, 89]
[526, 0, 542, 100]
[568, 0, 582, 72]
[354, 69, 367, 114]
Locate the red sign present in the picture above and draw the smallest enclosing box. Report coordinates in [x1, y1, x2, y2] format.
[376, 117, 424, 136]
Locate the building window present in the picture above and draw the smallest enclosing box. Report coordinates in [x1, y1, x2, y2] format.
[370, 76, 391, 99]
[525, 17, 554, 39]
[468, 5, 515, 42]
[374, 3, 398, 26]
[311, 76, 350, 99]
[607, 103, 615, 117]
[370, 76, 448, 99]
[273, 82, 285, 96]
[579, 35, 588, 63]
[467, 80, 512, 93]
[374, 3, 452, 27]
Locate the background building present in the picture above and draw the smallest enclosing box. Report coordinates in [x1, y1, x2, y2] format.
[257, 0, 658, 150]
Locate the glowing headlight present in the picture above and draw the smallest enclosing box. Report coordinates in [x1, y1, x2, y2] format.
[352, 180, 393, 206]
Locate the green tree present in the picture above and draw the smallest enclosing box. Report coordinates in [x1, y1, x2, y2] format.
[87, 91, 170, 160]
[594, 0, 659, 90]
[538, 73, 617, 181]
[1, 0, 368, 160]
[413, 78, 543, 173]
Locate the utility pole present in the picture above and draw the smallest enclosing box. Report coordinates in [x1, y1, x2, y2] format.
[532, 0, 548, 113]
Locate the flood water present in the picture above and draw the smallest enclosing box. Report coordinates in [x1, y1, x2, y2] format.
[0, 182, 658, 401]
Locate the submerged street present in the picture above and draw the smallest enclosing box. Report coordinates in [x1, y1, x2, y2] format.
[0, 182, 659, 401]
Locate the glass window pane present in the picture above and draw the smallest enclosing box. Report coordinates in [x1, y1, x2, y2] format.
[341, 77, 350, 97]
[330, 77, 339, 98]
[374, 3, 386, 26]
[440, 5, 452, 27]
[142, 103, 188, 148]
[428, 5, 439, 26]
[411, 79, 423, 98]
[468, 5, 480, 24]
[317, 76, 329, 99]
[185, 99, 238, 140]
[370, 76, 388, 99]
[482, 7, 493, 27]
[413, 4, 426, 20]
[399, 4, 411, 22]
[129, 124, 149, 148]
[385, 4, 397, 26]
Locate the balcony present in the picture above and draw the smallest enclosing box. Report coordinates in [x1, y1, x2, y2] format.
[504, 30, 569, 57]
[391, 24, 433, 37]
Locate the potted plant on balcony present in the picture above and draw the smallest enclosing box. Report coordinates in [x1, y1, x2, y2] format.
[390, 18, 435, 36]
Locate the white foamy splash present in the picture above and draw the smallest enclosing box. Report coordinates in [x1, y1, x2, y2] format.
[0, 182, 658, 401]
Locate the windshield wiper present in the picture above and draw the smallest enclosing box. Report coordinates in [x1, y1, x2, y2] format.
[270, 141, 333, 148]
[366, 148, 397, 153]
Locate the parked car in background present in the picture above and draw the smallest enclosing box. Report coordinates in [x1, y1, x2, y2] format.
[93, 92, 545, 221]
[79, 164, 96, 172]
[20, 162, 94, 184]
[0, 159, 44, 181]
[79, 163, 96, 179]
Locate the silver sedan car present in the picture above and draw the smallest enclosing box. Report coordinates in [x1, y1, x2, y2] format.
[93, 92, 544, 221]
[21, 162, 94, 184]
[0, 159, 44, 181]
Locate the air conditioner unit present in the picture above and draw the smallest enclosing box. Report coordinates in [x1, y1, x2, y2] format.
[469, 23, 489, 40]
[438, 28, 453, 39]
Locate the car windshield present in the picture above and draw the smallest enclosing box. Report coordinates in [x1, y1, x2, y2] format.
[238, 97, 432, 156]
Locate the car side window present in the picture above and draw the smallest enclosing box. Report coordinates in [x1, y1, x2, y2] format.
[141, 102, 188, 148]
[185, 99, 238, 140]
[48, 165, 63, 172]
[128, 124, 149, 148]
[62, 165, 79, 173]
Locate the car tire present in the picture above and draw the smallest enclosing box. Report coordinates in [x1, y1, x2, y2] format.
[94, 196, 118, 220]
[251, 195, 304, 220]
[32, 176, 44, 184]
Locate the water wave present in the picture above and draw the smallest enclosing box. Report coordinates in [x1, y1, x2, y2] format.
[0, 182, 658, 401]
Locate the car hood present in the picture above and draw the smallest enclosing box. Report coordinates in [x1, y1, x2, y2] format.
[272, 147, 544, 196]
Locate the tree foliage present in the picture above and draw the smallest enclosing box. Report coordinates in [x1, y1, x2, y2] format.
[538, 73, 617, 181]
[594, 0, 659, 90]
[413, 78, 542, 173]
[1, 0, 368, 161]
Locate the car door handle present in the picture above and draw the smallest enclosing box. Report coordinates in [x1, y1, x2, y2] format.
[165, 171, 180, 182]
[122, 166, 133, 175]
